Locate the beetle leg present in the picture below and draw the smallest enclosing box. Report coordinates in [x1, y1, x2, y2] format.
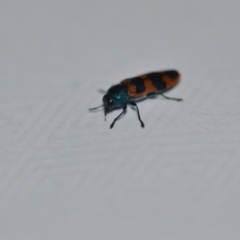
[110, 104, 127, 129]
[160, 93, 182, 102]
[129, 102, 144, 128]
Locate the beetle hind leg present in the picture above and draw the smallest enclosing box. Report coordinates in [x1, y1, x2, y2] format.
[160, 93, 183, 102]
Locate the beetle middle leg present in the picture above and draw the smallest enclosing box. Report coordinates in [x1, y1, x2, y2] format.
[129, 102, 144, 128]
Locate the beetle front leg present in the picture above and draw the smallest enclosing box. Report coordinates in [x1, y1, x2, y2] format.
[110, 104, 127, 129]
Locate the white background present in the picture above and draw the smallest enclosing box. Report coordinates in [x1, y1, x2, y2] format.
[1, 0, 240, 239]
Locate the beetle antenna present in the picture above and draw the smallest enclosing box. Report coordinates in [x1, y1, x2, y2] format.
[89, 105, 103, 111]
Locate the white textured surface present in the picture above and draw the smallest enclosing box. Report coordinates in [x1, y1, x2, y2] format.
[1, 1, 240, 239]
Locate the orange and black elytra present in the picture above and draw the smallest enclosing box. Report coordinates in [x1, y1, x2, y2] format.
[89, 70, 182, 128]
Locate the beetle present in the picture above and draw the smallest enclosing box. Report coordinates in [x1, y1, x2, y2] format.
[89, 70, 182, 128]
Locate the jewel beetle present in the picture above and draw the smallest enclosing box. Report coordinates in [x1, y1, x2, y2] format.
[89, 69, 182, 128]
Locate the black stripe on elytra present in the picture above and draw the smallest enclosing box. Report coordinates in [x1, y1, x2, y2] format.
[164, 70, 179, 80]
[147, 72, 166, 91]
[130, 77, 146, 93]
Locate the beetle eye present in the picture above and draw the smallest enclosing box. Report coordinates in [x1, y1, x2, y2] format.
[107, 98, 114, 108]
[108, 99, 113, 107]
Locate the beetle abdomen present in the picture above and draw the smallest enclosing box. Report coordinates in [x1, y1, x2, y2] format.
[121, 70, 180, 97]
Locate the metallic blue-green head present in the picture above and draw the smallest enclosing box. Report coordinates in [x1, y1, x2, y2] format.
[103, 84, 130, 115]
